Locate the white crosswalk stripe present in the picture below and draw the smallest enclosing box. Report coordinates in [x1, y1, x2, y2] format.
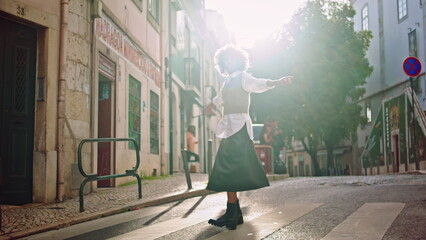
[107, 206, 223, 240]
[322, 202, 405, 240]
[105, 203, 323, 240]
[22, 206, 170, 240]
[207, 203, 323, 240]
[23, 201, 406, 240]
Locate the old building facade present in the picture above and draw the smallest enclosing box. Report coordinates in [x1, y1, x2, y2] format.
[0, 0, 228, 205]
[351, 0, 426, 174]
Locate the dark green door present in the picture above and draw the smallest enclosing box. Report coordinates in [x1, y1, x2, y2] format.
[288, 156, 294, 177]
[0, 17, 36, 205]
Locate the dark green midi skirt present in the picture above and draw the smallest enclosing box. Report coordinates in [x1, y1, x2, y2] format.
[206, 125, 270, 192]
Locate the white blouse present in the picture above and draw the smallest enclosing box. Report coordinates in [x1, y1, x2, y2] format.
[213, 71, 274, 139]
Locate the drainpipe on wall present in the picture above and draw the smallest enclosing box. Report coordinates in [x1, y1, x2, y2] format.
[57, 0, 69, 202]
[159, 2, 166, 175]
[201, 43, 207, 173]
[168, 0, 174, 175]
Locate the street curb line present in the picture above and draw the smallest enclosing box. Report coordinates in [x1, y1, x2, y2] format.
[2, 176, 288, 239]
[267, 174, 289, 181]
[6, 207, 126, 239]
[3, 189, 213, 240]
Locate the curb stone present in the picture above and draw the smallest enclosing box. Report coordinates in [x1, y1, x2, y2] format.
[2, 174, 289, 239]
[4, 188, 212, 240]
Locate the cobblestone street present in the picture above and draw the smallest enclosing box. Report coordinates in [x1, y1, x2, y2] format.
[0, 174, 210, 239]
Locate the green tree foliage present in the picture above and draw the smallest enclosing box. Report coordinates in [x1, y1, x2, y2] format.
[249, 0, 372, 175]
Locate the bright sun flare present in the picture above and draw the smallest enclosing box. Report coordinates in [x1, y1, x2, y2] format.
[205, 0, 308, 48]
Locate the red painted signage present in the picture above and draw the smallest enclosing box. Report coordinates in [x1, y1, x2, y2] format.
[99, 53, 116, 81]
[95, 18, 161, 85]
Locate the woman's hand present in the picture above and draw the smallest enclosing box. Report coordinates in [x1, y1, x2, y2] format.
[278, 76, 294, 85]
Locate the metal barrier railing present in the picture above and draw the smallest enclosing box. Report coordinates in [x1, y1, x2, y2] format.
[181, 150, 193, 189]
[77, 138, 142, 212]
[207, 139, 213, 176]
[181, 139, 213, 190]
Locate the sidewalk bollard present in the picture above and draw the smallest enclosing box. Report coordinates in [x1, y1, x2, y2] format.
[207, 139, 212, 176]
[181, 150, 192, 189]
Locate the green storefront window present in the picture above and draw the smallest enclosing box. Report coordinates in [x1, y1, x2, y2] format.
[129, 75, 141, 150]
[150, 91, 159, 154]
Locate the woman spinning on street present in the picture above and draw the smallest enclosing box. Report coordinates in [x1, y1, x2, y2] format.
[207, 44, 293, 230]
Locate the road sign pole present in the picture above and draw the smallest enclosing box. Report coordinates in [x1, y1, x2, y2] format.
[403, 57, 421, 171]
[410, 77, 419, 170]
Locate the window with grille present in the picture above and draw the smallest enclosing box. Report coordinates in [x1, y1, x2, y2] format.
[150, 91, 159, 154]
[129, 75, 141, 150]
[398, 0, 408, 21]
[361, 5, 368, 30]
[14, 47, 29, 113]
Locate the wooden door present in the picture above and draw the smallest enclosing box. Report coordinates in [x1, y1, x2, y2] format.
[0, 18, 36, 204]
[97, 76, 112, 187]
[288, 156, 294, 177]
[392, 135, 400, 173]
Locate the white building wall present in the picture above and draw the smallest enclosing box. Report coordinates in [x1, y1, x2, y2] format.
[352, 0, 426, 174]
[383, 1, 424, 90]
[352, 0, 382, 96]
[353, 0, 382, 150]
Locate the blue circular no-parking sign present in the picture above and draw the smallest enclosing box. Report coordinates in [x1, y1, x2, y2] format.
[403, 57, 422, 77]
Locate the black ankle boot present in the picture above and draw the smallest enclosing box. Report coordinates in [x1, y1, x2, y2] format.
[208, 201, 243, 230]
[236, 200, 244, 225]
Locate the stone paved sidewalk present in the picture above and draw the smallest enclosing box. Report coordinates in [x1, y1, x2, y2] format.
[0, 173, 211, 240]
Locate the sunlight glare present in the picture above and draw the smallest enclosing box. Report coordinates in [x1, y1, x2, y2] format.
[205, 0, 308, 48]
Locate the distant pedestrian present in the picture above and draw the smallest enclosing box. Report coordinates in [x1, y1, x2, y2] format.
[206, 44, 293, 230]
[271, 120, 284, 157]
[186, 125, 199, 162]
[259, 124, 273, 145]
